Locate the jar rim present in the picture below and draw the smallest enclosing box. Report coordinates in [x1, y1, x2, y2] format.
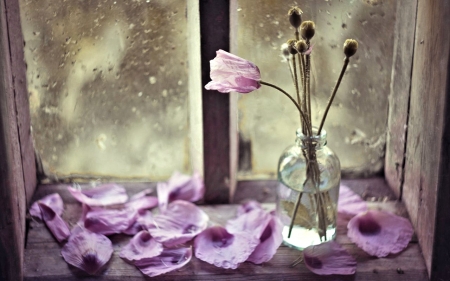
[296, 126, 327, 141]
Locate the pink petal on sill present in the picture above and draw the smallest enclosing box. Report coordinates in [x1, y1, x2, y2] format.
[147, 200, 209, 247]
[122, 210, 154, 235]
[61, 228, 113, 275]
[347, 210, 414, 257]
[38, 202, 70, 243]
[226, 208, 271, 235]
[84, 207, 138, 235]
[68, 183, 128, 207]
[338, 185, 368, 219]
[194, 226, 260, 269]
[134, 247, 192, 277]
[303, 241, 357, 275]
[125, 196, 158, 211]
[119, 230, 163, 262]
[130, 188, 153, 201]
[30, 193, 64, 220]
[247, 213, 284, 264]
[157, 171, 204, 210]
[236, 200, 263, 216]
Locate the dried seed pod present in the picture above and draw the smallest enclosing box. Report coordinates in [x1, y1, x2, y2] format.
[286, 39, 298, 55]
[343, 39, 358, 58]
[300, 21, 315, 40]
[288, 7, 303, 28]
[295, 40, 308, 54]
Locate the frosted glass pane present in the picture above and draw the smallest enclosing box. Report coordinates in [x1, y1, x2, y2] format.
[235, 0, 394, 178]
[20, 0, 192, 181]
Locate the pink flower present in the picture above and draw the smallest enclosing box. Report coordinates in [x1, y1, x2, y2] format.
[205, 50, 261, 94]
[347, 210, 414, 257]
[303, 241, 357, 275]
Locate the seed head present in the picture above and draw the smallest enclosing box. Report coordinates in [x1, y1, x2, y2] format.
[295, 40, 308, 54]
[288, 7, 303, 28]
[300, 21, 315, 40]
[343, 39, 358, 58]
[286, 39, 298, 55]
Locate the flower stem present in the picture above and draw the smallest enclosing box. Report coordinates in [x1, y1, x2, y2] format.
[292, 55, 302, 125]
[317, 57, 350, 135]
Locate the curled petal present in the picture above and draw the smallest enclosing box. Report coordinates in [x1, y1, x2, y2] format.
[125, 196, 158, 211]
[30, 193, 64, 220]
[134, 247, 192, 277]
[247, 214, 284, 264]
[205, 50, 261, 94]
[157, 171, 204, 210]
[84, 207, 138, 235]
[194, 226, 260, 269]
[303, 241, 356, 275]
[338, 185, 367, 219]
[122, 210, 154, 236]
[68, 184, 128, 207]
[227, 208, 270, 236]
[38, 202, 70, 243]
[119, 230, 163, 262]
[347, 210, 413, 257]
[236, 200, 263, 216]
[61, 228, 113, 275]
[130, 188, 153, 201]
[148, 200, 208, 247]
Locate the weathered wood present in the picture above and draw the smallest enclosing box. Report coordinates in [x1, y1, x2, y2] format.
[402, 0, 450, 278]
[25, 186, 427, 280]
[0, 0, 28, 279]
[385, 0, 418, 199]
[200, 0, 231, 204]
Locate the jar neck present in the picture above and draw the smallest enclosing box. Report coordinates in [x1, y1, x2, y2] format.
[295, 127, 327, 150]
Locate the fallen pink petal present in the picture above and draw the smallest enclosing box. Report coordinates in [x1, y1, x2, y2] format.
[134, 247, 192, 277]
[347, 210, 414, 257]
[125, 196, 158, 211]
[303, 241, 357, 275]
[338, 185, 367, 219]
[119, 230, 163, 262]
[236, 200, 263, 216]
[30, 193, 64, 220]
[61, 228, 113, 275]
[38, 202, 70, 243]
[122, 210, 154, 235]
[84, 207, 138, 235]
[130, 188, 153, 201]
[157, 171, 204, 210]
[205, 49, 261, 94]
[227, 208, 271, 236]
[68, 183, 128, 207]
[194, 226, 260, 269]
[148, 200, 208, 247]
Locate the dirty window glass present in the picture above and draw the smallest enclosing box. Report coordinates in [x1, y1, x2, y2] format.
[235, 0, 393, 179]
[20, 0, 196, 181]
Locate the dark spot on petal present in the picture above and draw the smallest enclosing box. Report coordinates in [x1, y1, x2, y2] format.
[183, 224, 198, 234]
[140, 231, 151, 242]
[260, 225, 272, 243]
[210, 227, 234, 248]
[84, 217, 98, 229]
[168, 188, 181, 202]
[38, 203, 55, 221]
[358, 216, 381, 235]
[304, 255, 323, 269]
[82, 250, 100, 274]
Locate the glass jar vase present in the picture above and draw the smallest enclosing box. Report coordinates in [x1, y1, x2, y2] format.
[276, 127, 340, 250]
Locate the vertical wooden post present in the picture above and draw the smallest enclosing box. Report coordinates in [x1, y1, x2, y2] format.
[200, 0, 231, 204]
[401, 0, 450, 278]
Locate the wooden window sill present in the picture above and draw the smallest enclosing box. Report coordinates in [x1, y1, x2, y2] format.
[24, 178, 428, 280]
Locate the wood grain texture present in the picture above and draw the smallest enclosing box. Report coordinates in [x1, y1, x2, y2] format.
[402, 0, 450, 277]
[201, 0, 231, 204]
[384, 0, 418, 199]
[4, 0, 36, 206]
[25, 184, 427, 280]
[0, 0, 27, 279]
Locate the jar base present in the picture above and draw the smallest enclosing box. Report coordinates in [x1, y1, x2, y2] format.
[281, 225, 336, 250]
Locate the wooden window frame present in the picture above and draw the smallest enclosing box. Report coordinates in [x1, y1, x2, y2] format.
[0, 0, 449, 280]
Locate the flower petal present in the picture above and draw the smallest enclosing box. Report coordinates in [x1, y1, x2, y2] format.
[61, 228, 113, 275]
[347, 210, 414, 257]
[246, 213, 284, 264]
[157, 171, 204, 210]
[30, 193, 64, 220]
[226, 208, 270, 235]
[122, 210, 154, 235]
[130, 188, 153, 201]
[303, 241, 357, 275]
[38, 202, 70, 243]
[125, 196, 158, 211]
[147, 200, 209, 247]
[119, 230, 163, 262]
[338, 185, 368, 219]
[205, 50, 261, 94]
[134, 247, 192, 277]
[84, 207, 138, 235]
[194, 226, 260, 269]
[68, 183, 128, 206]
[236, 200, 263, 216]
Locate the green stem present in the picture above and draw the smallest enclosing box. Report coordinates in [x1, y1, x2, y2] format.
[317, 57, 350, 135]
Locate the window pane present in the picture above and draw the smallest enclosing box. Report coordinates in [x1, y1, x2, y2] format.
[20, 0, 196, 181]
[234, 0, 394, 179]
